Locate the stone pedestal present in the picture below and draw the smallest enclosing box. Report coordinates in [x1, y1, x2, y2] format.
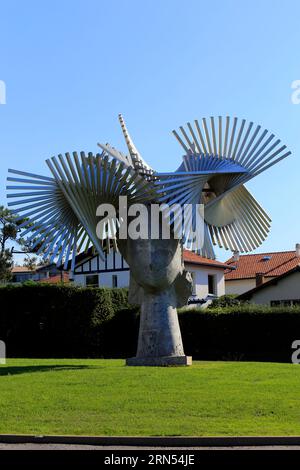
[136, 289, 184, 356]
[127, 287, 192, 366]
[126, 356, 192, 366]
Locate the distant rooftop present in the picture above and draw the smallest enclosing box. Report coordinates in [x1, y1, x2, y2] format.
[11, 266, 35, 273]
[183, 250, 231, 270]
[225, 250, 300, 280]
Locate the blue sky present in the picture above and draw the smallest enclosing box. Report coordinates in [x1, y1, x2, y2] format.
[0, 0, 299, 261]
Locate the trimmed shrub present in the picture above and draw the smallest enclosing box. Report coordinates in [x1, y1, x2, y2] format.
[208, 294, 242, 308]
[0, 284, 299, 362]
[179, 305, 300, 362]
[0, 283, 131, 358]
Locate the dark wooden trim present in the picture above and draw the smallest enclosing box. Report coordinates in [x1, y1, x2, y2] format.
[76, 268, 130, 275]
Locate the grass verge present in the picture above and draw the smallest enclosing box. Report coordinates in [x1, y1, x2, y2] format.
[0, 359, 299, 436]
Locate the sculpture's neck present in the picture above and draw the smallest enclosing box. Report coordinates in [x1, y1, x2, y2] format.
[136, 286, 185, 358]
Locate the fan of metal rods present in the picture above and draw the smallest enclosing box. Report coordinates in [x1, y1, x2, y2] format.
[7, 114, 291, 264]
[7, 151, 156, 267]
[155, 116, 291, 257]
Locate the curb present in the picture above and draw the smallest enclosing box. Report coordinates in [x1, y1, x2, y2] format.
[0, 435, 300, 447]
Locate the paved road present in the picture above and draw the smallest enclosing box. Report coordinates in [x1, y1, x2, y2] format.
[0, 443, 300, 450]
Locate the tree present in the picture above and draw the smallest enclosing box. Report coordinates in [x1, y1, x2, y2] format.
[23, 255, 38, 271]
[0, 205, 39, 281]
[0, 249, 13, 282]
[0, 206, 20, 282]
[0, 205, 55, 282]
[0, 206, 18, 254]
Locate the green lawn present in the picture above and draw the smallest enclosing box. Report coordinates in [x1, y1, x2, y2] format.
[0, 359, 300, 436]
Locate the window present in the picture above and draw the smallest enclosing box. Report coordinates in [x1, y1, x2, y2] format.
[208, 274, 216, 295]
[86, 274, 99, 287]
[189, 271, 196, 295]
[112, 275, 118, 288]
[270, 299, 300, 307]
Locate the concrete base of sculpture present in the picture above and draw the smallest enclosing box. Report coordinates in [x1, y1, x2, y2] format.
[126, 355, 192, 367]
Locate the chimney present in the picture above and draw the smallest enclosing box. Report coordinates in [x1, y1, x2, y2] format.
[296, 243, 300, 258]
[232, 250, 240, 262]
[256, 272, 265, 286]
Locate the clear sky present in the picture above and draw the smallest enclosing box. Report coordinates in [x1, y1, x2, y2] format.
[0, 0, 299, 261]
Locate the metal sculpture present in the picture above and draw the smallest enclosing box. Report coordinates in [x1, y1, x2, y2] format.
[157, 116, 291, 258]
[7, 115, 290, 366]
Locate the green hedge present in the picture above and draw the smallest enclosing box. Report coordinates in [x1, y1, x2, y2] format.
[0, 284, 299, 362]
[0, 283, 138, 358]
[179, 305, 300, 362]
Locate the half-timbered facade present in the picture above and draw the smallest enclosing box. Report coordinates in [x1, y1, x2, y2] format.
[70, 248, 230, 305]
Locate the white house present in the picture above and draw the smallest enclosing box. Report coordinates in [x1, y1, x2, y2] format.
[182, 250, 228, 301]
[70, 250, 129, 288]
[238, 266, 300, 306]
[70, 248, 230, 306]
[11, 263, 66, 284]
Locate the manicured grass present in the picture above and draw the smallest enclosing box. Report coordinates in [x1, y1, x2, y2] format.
[0, 359, 300, 436]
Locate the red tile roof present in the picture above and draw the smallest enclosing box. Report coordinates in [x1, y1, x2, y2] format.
[39, 273, 69, 284]
[11, 266, 35, 273]
[225, 250, 300, 280]
[183, 249, 230, 270]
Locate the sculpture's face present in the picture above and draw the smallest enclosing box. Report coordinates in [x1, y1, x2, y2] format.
[125, 237, 183, 292]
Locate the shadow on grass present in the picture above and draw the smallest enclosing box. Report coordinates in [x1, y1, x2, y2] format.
[0, 365, 103, 376]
